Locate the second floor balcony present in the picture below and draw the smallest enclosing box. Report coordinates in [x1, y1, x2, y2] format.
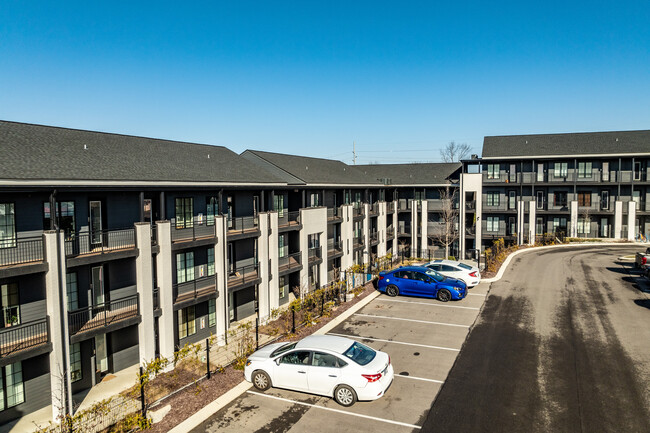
[369, 231, 379, 245]
[386, 226, 395, 239]
[228, 263, 260, 290]
[397, 199, 412, 211]
[0, 237, 44, 270]
[68, 294, 140, 341]
[0, 317, 50, 362]
[327, 207, 343, 222]
[278, 211, 301, 231]
[308, 246, 322, 263]
[173, 275, 218, 305]
[278, 252, 301, 274]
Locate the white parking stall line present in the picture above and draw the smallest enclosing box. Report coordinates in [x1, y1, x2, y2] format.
[247, 391, 422, 430]
[327, 333, 460, 352]
[395, 374, 444, 384]
[379, 298, 480, 310]
[354, 313, 470, 328]
[467, 293, 486, 297]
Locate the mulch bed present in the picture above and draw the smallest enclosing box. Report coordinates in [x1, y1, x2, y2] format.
[147, 283, 378, 432]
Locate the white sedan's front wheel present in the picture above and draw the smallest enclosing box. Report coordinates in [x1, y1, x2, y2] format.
[334, 384, 357, 407]
[252, 370, 272, 391]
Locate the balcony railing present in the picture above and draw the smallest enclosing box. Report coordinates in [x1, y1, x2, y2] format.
[227, 215, 259, 235]
[0, 317, 49, 358]
[308, 247, 322, 261]
[398, 199, 411, 211]
[465, 200, 476, 211]
[369, 232, 379, 243]
[173, 275, 217, 303]
[278, 211, 300, 228]
[352, 206, 364, 217]
[369, 203, 379, 216]
[386, 226, 395, 238]
[151, 225, 158, 245]
[172, 216, 217, 242]
[278, 252, 301, 272]
[0, 237, 44, 267]
[228, 264, 259, 288]
[327, 207, 342, 220]
[153, 287, 160, 310]
[353, 236, 363, 248]
[65, 228, 135, 258]
[327, 239, 343, 253]
[68, 294, 139, 336]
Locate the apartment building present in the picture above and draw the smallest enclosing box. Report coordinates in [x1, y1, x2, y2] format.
[460, 130, 650, 258]
[0, 120, 459, 427]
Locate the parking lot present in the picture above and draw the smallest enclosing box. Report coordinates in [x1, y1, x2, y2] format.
[192, 283, 489, 432]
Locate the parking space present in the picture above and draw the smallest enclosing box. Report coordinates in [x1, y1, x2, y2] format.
[192, 285, 488, 433]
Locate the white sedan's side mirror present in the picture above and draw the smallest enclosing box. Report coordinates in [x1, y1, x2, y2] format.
[275, 358, 281, 366]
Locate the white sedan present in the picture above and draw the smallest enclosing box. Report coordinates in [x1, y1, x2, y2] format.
[425, 259, 481, 287]
[244, 335, 394, 406]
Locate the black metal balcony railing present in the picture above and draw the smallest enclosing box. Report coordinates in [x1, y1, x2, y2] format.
[398, 199, 411, 210]
[370, 232, 379, 243]
[153, 287, 160, 310]
[466, 200, 476, 210]
[150, 225, 158, 245]
[278, 252, 301, 271]
[0, 317, 49, 358]
[68, 294, 139, 336]
[0, 237, 44, 267]
[353, 236, 363, 248]
[308, 247, 322, 261]
[353, 206, 364, 217]
[228, 263, 259, 287]
[386, 226, 395, 238]
[327, 207, 342, 220]
[327, 239, 343, 253]
[227, 215, 259, 234]
[65, 228, 135, 258]
[172, 216, 216, 242]
[369, 203, 379, 215]
[173, 275, 217, 303]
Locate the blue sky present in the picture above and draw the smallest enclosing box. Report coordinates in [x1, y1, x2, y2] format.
[1, 1, 649, 163]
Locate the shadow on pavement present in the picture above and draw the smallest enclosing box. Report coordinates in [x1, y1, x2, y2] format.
[633, 299, 650, 310]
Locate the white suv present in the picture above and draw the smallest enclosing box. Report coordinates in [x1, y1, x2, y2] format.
[425, 259, 481, 288]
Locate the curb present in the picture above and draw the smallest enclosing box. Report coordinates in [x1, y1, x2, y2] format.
[167, 287, 381, 432]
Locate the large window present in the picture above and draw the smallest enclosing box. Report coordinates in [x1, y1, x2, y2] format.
[208, 299, 216, 327]
[274, 194, 285, 217]
[536, 217, 544, 235]
[175, 198, 194, 229]
[486, 217, 499, 232]
[0, 362, 25, 410]
[487, 164, 499, 179]
[279, 276, 288, 298]
[66, 273, 78, 311]
[43, 201, 76, 238]
[553, 217, 567, 234]
[0, 203, 16, 249]
[486, 192, 499, 207]
[207, 248, 215, 276]
[176, 252, 195, 283]
[1, 283, 20, 327]
[601, 191, 609, 210]
[508, 191, 516, 210]
[178, 306, 196, 339]
[70, 343, 82, 382]
[554, 162, 568, 178]
[577, 162, 592, 178]
[578, 192, 592, 207]
[310, 193, 319, 207]
[553, 191, 568, 207]
[206, 197, 218, 226]
[536, 191, 545, 209]
[278, 234, 287, 258]
[577, 218, 590, 235]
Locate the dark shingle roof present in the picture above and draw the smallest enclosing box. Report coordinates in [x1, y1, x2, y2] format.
[0, 121, 283, 184]
[241, 150, 381, 185]
[354, 163, 461, 185]
[483, 130, 650, 158]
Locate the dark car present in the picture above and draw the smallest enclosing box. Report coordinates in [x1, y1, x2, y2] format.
[377, 266, 467, 302]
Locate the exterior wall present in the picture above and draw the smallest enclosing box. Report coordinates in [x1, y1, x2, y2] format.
[460, 173, 483, 257]
[299, 207, 327, 291]
[340, 205, 354, 272]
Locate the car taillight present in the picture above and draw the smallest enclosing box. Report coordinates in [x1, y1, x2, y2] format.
[388, 355, 391, 365]
[643, 257, 647, 265]
[379, 275, 384, 280]
[362, 373, 382, 383]
[469, 271, 478, 277]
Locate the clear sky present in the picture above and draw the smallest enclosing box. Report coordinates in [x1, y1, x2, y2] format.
[1, 1, 649, 164]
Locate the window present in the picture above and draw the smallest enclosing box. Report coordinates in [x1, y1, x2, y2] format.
[536, 191, 544, 209]
[208, 299, 216, 327]
[536, 217, 544, 235]
[601, 191, 609, 210]
[274, 194, 285, 217]
[281, 351, 311, 365]
[176, 252, 194, 283]
[312, 352, 346, 368]
[578, 162, 592, 178]
[554, 162, 568, 178]
[1, 283, 20, 327]
[310, 193, 320, 207]
[206, 197, 218, 226]
[279, 276, 288, 298]
[600, 218, 609, 237]
[634, 161, 641, 181]
[178, 306, 196, 339]
[0, 362, 25, 410]
[509, 164, 516, 182]
[0, 203, 16, 248]
[175, 198, 193, 229]
[602, 162, 610, 181]
[344, 191, 350, 205]
[577, 218, 590, 235]
[278, 234, 287, 258]
[207, 248, 215, 276]
[354, 192, 362, 207]
[508, 191, 516, 210]
[43, 201, 75, 238]
[578, 192, 592, 207]
[70, 343, 82, 382]
[486, 192, 499, 207]
[553, 217, 567, 234]
[308, 233, 320, 249]
[486, 217, 499, 232]
[553, 192, 568, 207]
[487, 164, 499, 179]
[537, 163, 544, 182]
[66, 273, 78, 311]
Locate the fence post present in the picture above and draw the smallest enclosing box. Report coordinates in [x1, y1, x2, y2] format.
[344, 286, 347, 303]
[291, 307, 295, 334]
[206, 338, 211, 379]
[139, 366, 146, 420]
[320, 293, 324, 316]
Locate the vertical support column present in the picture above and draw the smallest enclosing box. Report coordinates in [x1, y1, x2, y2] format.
[215, 216, 227, 344]
[411, 201, 418, 254]
[378, 202, 387, 257]
[627, 201, 636, 241]
[420, 199, 428, 257]
[135, 223, 155, 364]
[268, 212, 279, 311]
[516, 200, 524, 245]
[341, 205, 354, 271]
[257, 213, 270, 321]
[43, 231, 72, 420]
[570, 200, 578, 238]
[614, 201, 623, 239]
[155, 221, 174, 362]
[528, 201, 536, 245]
[363, 203, 370, 264]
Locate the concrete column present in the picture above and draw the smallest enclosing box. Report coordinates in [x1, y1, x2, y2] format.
[215, 216, 227, 344]
[268, 212, 279, 311]
[614, 201, 623, 239]
[378, 202, 387, 257]
[135, 223, 155, 364]
[420, 200, 428, 256]
[528, 201, 536, 245]
[411, 201, 418, 253]
[299, 207, 327, 293]
[570, 200, 578, 238]
[516, 200, 524, 245]
[340, 205, 354, 272]
[155, 221, 175, 361]
[363, 203, 370, 264]
[628, 201, 636, 241]
[257, 213, 270, 320]
[43, 231, 72, 420]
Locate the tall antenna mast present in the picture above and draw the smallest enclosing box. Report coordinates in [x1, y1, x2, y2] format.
[353, 141, 356, 165]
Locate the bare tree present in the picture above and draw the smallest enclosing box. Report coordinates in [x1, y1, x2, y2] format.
[440, 141, 472, 162]
[581, 207, 591, 238]
[428, 185, 460, 259]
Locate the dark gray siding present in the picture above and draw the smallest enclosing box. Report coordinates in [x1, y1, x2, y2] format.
[0, 354, 50, 426]
[111, 326, 139, 372]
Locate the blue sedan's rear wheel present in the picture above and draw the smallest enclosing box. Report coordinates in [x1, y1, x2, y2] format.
[386, 285, 399, 297]
[437, 289, 451, 302]
[252, 370, 271, 391]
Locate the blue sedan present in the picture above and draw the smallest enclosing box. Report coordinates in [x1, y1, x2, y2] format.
[377, 266, 467, 302]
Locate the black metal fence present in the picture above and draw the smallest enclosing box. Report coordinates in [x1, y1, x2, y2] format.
[68, 294, 140, 335]
[0, 317, 49, 357]
[65, 228, 135, 257]
[0, 237, 44, 267]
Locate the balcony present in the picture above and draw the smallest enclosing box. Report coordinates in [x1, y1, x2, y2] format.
[172, 216, 217, 243]
[278, 211, 301, 231]
[173, 275, 218, 305]
[353, 236, 364, 249]
[228, 264, 260, 290]
[0, 237, 44, 270]
[327, 239, 343, 256]
[227, 216, 259, 236]
[68, 294, 140, 340]
[308, 246, 322, 263]
[369, 231, 379, 245]
[369, 203, 379, 216]
[352, 206, 364, 218]
[0, 317, 50, 362]
[65, 228, 135, 258]
[153, 287, 160, 311]
[327, 207, 343, 222]
[386, 226, 395, 239]
[465, 200, 476, 211]
[397, 199, 411, 211]
[278, 252, 302, 274]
